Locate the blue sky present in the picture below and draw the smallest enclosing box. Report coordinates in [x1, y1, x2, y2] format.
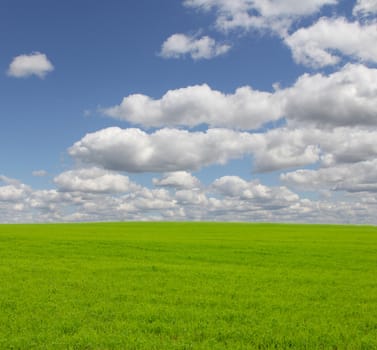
[1, 0, 377, 223]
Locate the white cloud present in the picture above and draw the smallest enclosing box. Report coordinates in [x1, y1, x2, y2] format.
[0, 185, 27, 201]
[82, 64, 377, 176]
[175, 189, 208, 205]
[103, 84, 283, 129]
[7, 52, 54, 78]
[68, 127, 259, 172]
[68, 126, 343, 176]
[211, 176, 299, 203]
[284, 64, 377, 128]
[281, 160, 377, 193]
[353, 0, 377, 16]
[2, 173, 377, 224]
[317, 129, 377, 166]
[160, 33, 231, 60]
[122, 188, 176, 212]
[0, 175, 30, 202]
[255, 144, 320, 173]
[183, 0, 337, 34]
[285, 17, 377, 68]
[252, 128, 321, 172]
[153, 171, 201, 189]
[54, 167, 138, 193]
[253, 126, 377, 172]
[104, 64, 377, 130]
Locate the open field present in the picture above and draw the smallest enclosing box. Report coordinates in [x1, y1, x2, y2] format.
[0, 223, 377, 349]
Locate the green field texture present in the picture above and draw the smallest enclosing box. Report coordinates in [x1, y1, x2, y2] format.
[1, 222, 377, 349]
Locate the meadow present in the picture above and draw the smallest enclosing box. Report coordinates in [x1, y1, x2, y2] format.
[0, 222, 376, 349]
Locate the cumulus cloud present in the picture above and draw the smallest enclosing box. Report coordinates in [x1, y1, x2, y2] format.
[285, 17, 377, 68]
[160, 33, 231, 60]
[0, 175, 30, 202]
[77, 64, 377, 176]
[317, 129, 377, 166]
[103, 84, 283, 129]
[255, 145, 320, 172]
[353, 0, 377, 17]
[2, 172, 377, 224]
[68, 127, 259, 172]
[104, 64, 377, 130]
[54, 167, 138, 193]
[284, 64, 377, 128]
[7, 52, 54, 78]
[253, 126, 377, 172]
[0, 185, 28, 202]
[175, 189, 208, 205]
[120, 188, 176, 212]
[68, 125, 377, 177]
[211, 176, 298, 203]
[183, 0, 337, 34]
[153, 171, 201, 189]
[281, 160, 377, 193]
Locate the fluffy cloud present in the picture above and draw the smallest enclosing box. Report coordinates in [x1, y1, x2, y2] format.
[2, 172, 377, 224]
[0, 185, 28, 202]
[317, 129, 377, 166]
[281, 160, 377, 193]
[160, 34, 231, 60]
[0, 175, 30, 202]
[68, 125, 377, 177]
[103, 84, 283, 129]
[284, 64, 377, 128]
[211, 176, 298, 203]
[255, 145, 320, 172]
[7, 52, 54, 78]
[254, 126, 377, 172]
[285, 17, 377, 68]
[68, 127, 259, 172]
[183, 0, 337, 34]
[153, 171, 201, 189]
[54, 167, 138, 193]
[104, 64, 377, 130]
[83, 63, 377, 176]
[353, 0, 377, 16]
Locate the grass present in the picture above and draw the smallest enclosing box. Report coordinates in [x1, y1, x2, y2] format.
[0, 222, 377, 349]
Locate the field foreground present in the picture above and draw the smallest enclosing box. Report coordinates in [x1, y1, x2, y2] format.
[0, 222, 376, 349]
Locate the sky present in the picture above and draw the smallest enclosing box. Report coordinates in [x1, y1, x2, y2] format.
[1, 0, 377, 223]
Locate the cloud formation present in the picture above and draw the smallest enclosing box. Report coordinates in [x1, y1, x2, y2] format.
[160, 34, 231, 60]
[285, 17, 377, 67]
[153, 171, 201, 189]
[68, 127, 258, 172]
[3, 1, 377, 225]
[3, 171, 375, 224]
[7, 52, 54, 78]
[284, 64, 377, 128]
[353, 0, 377, 16]
[183, 0, 337, 34]
[103, 84, 282, 129]
[54, 167, 138, 193]
[211, 176, 298, 203]
[281, 160, 377, 193]
[104, 64, 377, 130]
[2, 169, 377, 225]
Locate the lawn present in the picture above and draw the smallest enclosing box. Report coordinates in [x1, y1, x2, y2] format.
[0, 222, 376, 349]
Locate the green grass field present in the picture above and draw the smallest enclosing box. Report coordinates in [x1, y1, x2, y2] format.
[0, 223, 377, 349]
